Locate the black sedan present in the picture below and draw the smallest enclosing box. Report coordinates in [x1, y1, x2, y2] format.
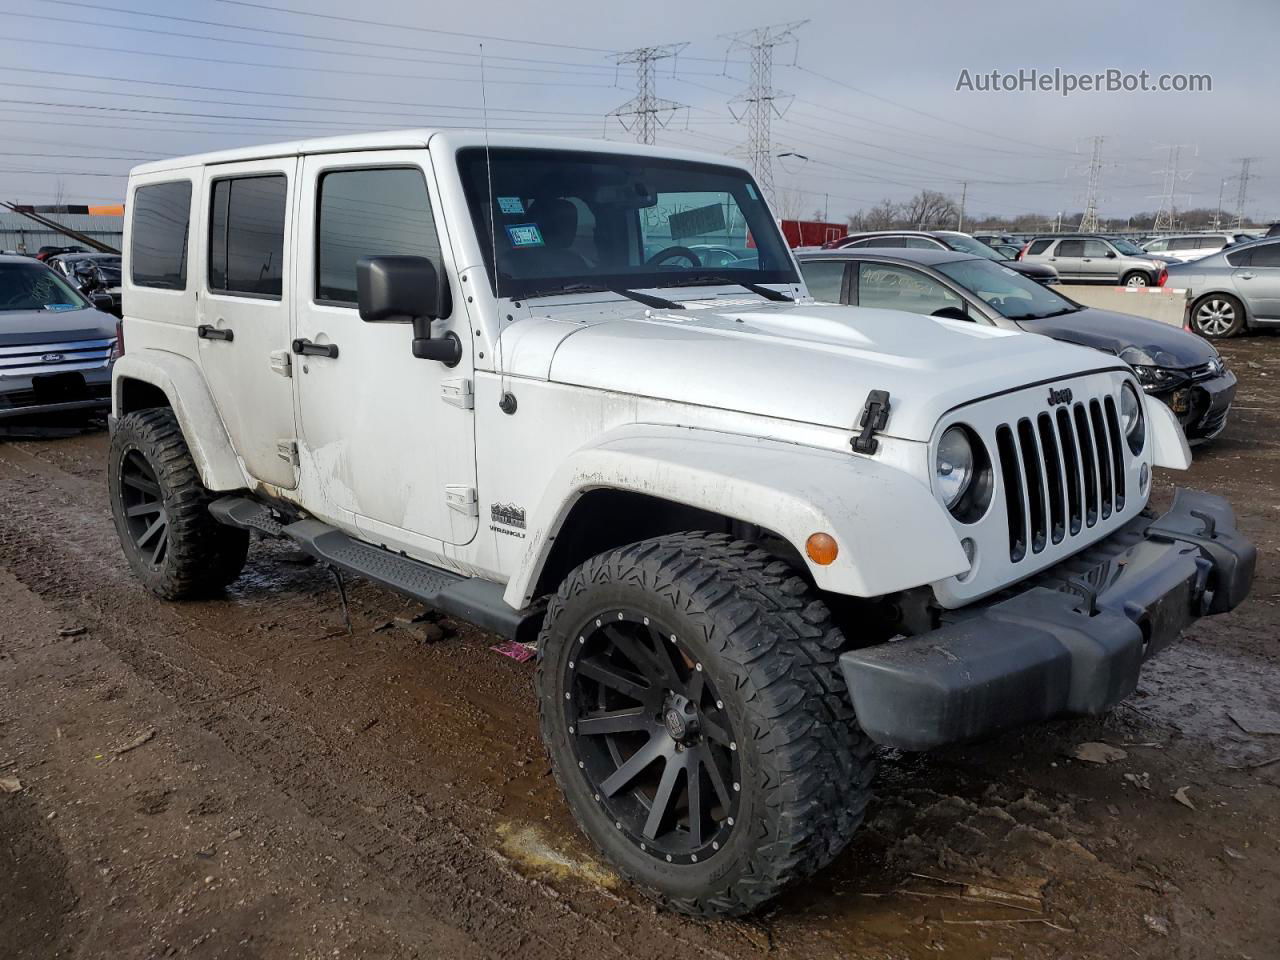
[819, 229, 1060, 285]
[797, 248, 1236, 443]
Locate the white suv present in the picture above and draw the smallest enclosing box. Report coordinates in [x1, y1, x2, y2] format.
[109, 131, 1255, 916]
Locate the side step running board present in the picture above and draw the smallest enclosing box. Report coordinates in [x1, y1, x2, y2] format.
[210, 496, 543, 642]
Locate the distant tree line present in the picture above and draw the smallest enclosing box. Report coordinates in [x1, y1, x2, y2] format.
[844, 191, 1271, 233]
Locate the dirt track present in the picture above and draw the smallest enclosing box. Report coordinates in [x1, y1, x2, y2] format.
[2, 337, 1278, 959]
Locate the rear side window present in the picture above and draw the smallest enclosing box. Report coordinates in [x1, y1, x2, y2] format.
[1168, 237, 1200, 251]
[315, 167, 441, 305]
[799, 260, 846, 302]
[131, 180, 192, 289]
[209, 174, 287, 298]
[1027, 239, 1053, 255]
[1250, 243, 1280, 267]
[1056, 240, 1084, 257]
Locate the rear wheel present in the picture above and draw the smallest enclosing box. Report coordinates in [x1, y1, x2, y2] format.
[108, 408, 248, 598]
[536, 532, 874, 917]
[1190, 293, 1245, 339]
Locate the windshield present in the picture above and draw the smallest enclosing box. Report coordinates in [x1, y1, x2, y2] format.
[940, 232, 1007, 261]
[458, 147, 797, 300]
[935, 258, 1078, 320]
[0, 262, 88, 312]
[1110, 238, 1145, 255]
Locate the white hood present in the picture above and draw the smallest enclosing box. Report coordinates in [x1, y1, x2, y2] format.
[507, 300, 1126, 442]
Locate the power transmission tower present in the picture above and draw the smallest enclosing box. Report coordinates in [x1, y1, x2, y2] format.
[1077, 136, 1105, 233]
[1232, 157, 1259, 229]
[1212, 176, 1228, 231]
[1151, 144, 1195, 233]
[723, 21, 807, 208]
[608, 44, 688, 145]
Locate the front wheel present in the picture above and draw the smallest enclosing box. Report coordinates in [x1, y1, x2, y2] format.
[1121, 270, 1151, 288]
[108, 408, 249, 599]
[536, 533, 874, 917]
[1190, 293, 1245, 339]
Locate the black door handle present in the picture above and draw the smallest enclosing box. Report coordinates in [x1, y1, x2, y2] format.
[197, 324, 234, 342]
[292, 338, 339, 359]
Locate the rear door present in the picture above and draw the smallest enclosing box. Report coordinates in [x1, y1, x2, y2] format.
[1047, 239, 1085, 279]
[196, 160, 299, 489]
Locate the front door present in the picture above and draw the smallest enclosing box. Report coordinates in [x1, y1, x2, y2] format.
[292, 152, 478, 553]
[196, 159, 299, 489]
[1235, 240, 1280, 319]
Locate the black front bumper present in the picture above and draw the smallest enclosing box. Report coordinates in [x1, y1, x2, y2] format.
[840, 489, 1255, 751]
[1153, 371, 1237, 442]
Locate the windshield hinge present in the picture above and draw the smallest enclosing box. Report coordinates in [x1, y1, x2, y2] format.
[851, 390, 891, 455]
[441, 377, 474, 409]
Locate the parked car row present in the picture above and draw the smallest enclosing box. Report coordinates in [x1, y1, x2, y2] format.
[821, 229, 1061, 284]
[796, 248, 1236, 442]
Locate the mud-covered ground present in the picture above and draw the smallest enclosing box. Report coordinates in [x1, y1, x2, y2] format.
[2, 337, 1278, 960]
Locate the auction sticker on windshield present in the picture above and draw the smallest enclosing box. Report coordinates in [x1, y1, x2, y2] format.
[506, 223, 544, 248]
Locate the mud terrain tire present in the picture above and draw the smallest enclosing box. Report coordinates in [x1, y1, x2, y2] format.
[108, 408, 248, 599]
[536, 532, 875, 917]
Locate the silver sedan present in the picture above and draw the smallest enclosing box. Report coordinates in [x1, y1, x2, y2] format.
[1166, 237, 1280, 338]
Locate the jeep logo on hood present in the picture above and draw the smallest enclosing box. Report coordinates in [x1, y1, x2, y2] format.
[1047, 386, 1073, 406]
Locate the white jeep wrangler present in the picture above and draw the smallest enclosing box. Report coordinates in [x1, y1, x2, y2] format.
[109, 131, 1255, 916]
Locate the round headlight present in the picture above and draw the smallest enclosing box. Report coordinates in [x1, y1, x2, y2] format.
[1120, 382, 1145, 454]
[936, 426, 975, 509]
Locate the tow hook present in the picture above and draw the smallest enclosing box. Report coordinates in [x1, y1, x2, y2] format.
[851, 389, 891, 454]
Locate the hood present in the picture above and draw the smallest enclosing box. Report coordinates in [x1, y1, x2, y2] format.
[0, 306, 116, 347]
[542, 301, 1124, 442]
[1017, 306, 1215, 368]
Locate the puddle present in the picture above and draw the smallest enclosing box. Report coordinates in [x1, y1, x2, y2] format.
[495, 821, 618, 889]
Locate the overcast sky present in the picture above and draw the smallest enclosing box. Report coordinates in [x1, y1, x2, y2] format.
[3, 0, 1277, 224]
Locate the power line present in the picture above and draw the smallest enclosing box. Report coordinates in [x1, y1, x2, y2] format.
[4, 34, 617, 87]
[211, 0, 615, 52]
[608, 45, 688, 145]
[723, 21, 807, 207]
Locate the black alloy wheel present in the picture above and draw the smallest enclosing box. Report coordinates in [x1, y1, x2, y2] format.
[564, 609, 740, 864]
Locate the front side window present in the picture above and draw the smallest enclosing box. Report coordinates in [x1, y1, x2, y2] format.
[1081, 240, 1110, 258]
[799, 260, 846, 302]
[0, 262, 88, 313]
[209, 174, 287, 297]
[856, 263, 964, 316]
[131, 180, 192, 289]
[316, 167, 442, 304]
[457, 147, 796, 300]
[936, 258, 1077, 321]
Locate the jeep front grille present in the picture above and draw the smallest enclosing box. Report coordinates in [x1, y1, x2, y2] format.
[995, 397, 1127, 563]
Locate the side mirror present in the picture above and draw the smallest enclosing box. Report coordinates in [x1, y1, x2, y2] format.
[91, 292, 115, 313]
[1105, 251, 1117, 258]
[931, 306, 970, 322]
[356, 255, 459, 365]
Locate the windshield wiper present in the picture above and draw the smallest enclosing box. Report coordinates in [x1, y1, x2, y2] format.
[665, 275, 794, 302]
[521, 282, 683, 310]
[1005, 306, 1080, 321]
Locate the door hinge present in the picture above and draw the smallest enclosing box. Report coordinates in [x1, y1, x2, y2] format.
[851, 389, 891, 455]
[445, 484, 478, 517]
[269, 349, 292, 378]
[441, 377, 473, 409]
[276, 439, 300, 466]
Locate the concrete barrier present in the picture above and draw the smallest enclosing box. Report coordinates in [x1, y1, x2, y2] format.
[1057, 284, 1189, 328]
